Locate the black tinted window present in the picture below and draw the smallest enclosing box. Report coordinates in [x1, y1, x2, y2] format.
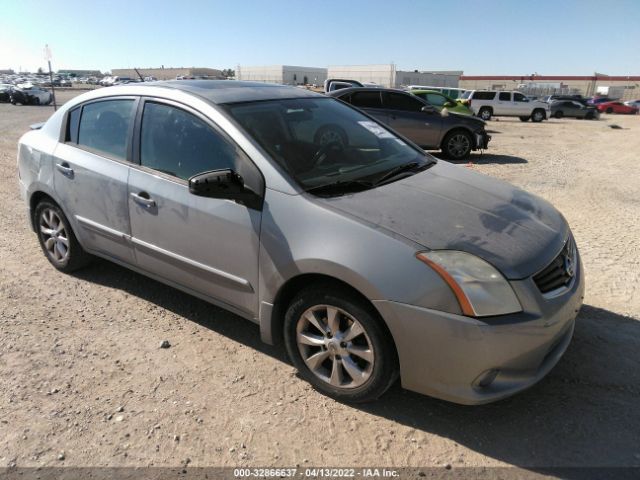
[78, 100, 135, 160]
[383, 92, 423, 112]
[472, 91, 496, 100]
[66, 107, 81, 143]
[513, 93, 526, 102]
[499, 92, 511, 101]
[349, 91, 382, 108]
[140, 102, 236, 180]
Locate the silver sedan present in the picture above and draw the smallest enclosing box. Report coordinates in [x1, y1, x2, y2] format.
[17, 81, 584, 404]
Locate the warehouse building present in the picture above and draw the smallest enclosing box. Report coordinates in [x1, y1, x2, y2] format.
[327, 64, 462, 88]
[459, 74, 640, 101]
[111, 67, 223, 80]
[236, 65, 327, 85]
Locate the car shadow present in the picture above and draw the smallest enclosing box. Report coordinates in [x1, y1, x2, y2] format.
[73, 260, 640, 474]
[434, 153, 529, 165]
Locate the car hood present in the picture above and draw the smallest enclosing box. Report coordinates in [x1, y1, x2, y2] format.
[318, 161, 568, 279]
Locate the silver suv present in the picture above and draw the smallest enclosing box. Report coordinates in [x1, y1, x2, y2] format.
[461, 90, 550, 122]
[17, 81, 584, 404]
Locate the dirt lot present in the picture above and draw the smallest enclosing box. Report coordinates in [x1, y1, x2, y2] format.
[1, 91, 639, 475]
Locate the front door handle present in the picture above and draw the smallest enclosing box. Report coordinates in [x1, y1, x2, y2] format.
[130, 192, 156, 208]
[55, 162, 74, 178]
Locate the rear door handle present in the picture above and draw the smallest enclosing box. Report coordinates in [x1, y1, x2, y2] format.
[55, 162, 74, 178]
[130, 192, 156, 208]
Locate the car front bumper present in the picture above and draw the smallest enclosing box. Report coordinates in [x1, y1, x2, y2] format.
[374, 251, 584, 405]
[474, 131, 491, 150]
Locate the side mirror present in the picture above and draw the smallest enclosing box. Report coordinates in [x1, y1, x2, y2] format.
[421, 105, 437, 113]
[189, 169, 263, 209]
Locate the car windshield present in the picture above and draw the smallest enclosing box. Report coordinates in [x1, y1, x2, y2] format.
[460, 91, 471, 100]
[223, 97, 433, 193]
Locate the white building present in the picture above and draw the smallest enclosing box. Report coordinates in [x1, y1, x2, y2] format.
[237, 65, 327, 86]
[327, 64, 462, 88]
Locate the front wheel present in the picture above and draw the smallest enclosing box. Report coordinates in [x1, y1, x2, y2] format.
[441, 129, 473, 160]
[284, 286, 398, 403]
[605, 107, 613, 114]
[531, 109, 546, 122]
[554, 111, 563, 119]
[34, 200, 92, 272]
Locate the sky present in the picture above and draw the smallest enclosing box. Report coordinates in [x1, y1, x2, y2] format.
[1, 0, 639, 75]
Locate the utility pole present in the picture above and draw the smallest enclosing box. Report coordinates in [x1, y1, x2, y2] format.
[44, 44, 57, 111]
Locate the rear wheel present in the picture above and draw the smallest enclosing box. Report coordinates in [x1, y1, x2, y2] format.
[441, 129, 473, 160]
[531, 109, 546, 122]
[284, 285, 398, 403]
[478, 107, 492, 121]
[519, 116, 530, 122]
[34, 200, 92, 272]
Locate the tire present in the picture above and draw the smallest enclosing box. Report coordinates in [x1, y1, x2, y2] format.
[585, 112, 594, 120]
[314, 124, 348, 148]
[478, 107, 492, 121]
[34, 97, 40, 106]
[283, 284, 398, 403]
[531, 109, 546, 122]
[441, 129, 473, 160]
[519, 116, 530, 122]
[605, 107, 613, 114]
[34, 200, 92, 272]
[554, 111, 563, 119]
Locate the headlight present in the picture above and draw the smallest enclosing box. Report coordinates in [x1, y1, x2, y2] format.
[416, 250, 521, 317]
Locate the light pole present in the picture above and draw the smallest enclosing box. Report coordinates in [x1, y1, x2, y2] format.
[44, 44, 57, 111]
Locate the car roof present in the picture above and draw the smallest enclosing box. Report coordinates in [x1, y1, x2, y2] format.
[148, 80, 323, 104]
[327, 87, 407, 96]
[408, 89, 445, 95]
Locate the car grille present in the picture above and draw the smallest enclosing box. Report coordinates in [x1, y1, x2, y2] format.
[533, 237, 577, 294]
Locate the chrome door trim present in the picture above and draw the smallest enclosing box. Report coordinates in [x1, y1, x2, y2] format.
[75, 215, 131, 244]
[130, 236, 254, 293]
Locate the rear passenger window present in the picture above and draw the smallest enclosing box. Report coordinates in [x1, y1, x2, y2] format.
[140, 102, 236, 180]
[349, 91, 383, 109]
[66, 107, 80, 143]
[499, 92, 511, 101]
[382, 92, 423, 112]
[473, 91, 496, 100]
[78, 100, 135, 160]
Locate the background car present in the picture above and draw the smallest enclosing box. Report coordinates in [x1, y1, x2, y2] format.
[460, 90, 550, 122]
[409, 89, 474, 116]
[586, 96, 616, 105]
[623, 99, 640, 110]
[549, 100, 599, 119]
[596, 101, 638, 114]
[542, 94, 588, 105]
[0, 83, 12, 102]
[10, 85, 52, 105]
[329, 87, 490, 159]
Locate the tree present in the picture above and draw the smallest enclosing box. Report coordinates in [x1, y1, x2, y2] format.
[221, 69, 235, 78]
[37, 67, 44, 74]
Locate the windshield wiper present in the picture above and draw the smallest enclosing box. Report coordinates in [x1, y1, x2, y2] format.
[305, 179, 375, 196]
[374, 160, 432, 186]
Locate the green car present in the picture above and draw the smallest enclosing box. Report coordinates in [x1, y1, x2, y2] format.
[409, 90, 473, 116]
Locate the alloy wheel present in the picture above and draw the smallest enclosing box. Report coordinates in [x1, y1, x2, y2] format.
[39, 208, 70, 263]
[447, 133, 471, 158]
[296, 305, 374, 389]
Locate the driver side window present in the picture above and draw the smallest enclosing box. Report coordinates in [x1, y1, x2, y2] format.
[140, 102, 237, 180]
[513, 93, 527, 102]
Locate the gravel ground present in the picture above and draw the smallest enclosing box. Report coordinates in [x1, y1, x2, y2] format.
[1, 91, 639, 475]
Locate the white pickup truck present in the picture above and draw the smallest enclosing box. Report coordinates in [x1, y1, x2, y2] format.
[461, 90, 550, 122]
